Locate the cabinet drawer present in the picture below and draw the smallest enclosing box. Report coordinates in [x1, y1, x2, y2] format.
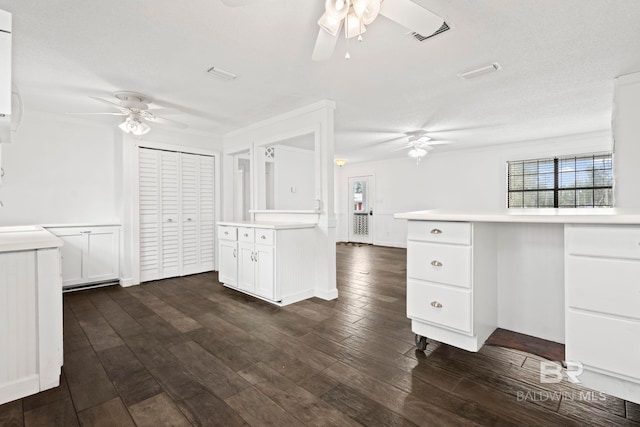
[408, 221, 471, 245]
[238, 227, 255, 243]
[407, 241, 471, 288]
[567, 256, 640, 320]
[566, 225, 640, 260]
[407, 280, 472, 333]
[254, 229, 274, 246]
[218, 226, 237, 241]
[567, 311, 640, 380]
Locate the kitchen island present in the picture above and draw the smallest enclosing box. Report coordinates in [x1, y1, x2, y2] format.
[394, 208, 640, 404]
[0, 226, 63, 405]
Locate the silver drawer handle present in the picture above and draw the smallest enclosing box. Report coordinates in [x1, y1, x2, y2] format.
[244, 233, 249, 237]
[187, 218, 193, 221]
[430, 228, 442, 234]
[260, 235, 266, 240]
[224, 231, 229, 235]
[431, 260, 443, 267]
[233, 249, 236, 258]
[167, 218, 173, 222]
[431, 301, 443, 308]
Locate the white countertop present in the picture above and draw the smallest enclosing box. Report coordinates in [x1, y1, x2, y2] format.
[217, 221, 317, 230]
[43, 223, 121, 228]
[394, 208, 640, 224]
[0, 226, 63, 253]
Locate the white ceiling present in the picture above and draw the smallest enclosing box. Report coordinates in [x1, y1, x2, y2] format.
[2, 0, 640, 162]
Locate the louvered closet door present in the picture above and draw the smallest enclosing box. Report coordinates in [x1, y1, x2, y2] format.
[180, 154, 199, 275]
[139, 148, 161, 281]
[198, 155, 215, 272]
[160, 151, 180, 278]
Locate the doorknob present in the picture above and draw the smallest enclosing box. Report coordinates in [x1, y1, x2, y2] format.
[369, 209, 373, 216]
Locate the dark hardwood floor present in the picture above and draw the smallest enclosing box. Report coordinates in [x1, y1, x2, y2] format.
[1, 244, 639, 426]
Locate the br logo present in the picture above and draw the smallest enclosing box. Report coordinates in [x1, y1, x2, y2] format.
[540, 361, 584, 384]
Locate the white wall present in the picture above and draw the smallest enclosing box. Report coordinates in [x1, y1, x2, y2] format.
[0, 110, 118, 225]
[273, 145, 314, 210]
[335, 130, 612, 246]
[613, 72, 640, 207]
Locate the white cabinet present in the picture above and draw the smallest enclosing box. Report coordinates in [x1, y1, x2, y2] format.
[46, 226, 120, 289]
[406, 220, 497, 352]
[0, 227, 62, 405]
[0, 9, 11, 117]
[139, 148, 215, 282]
[218, 226, 238, 286]
[565, 224, 640, 403]
[217, 222, 315, 306]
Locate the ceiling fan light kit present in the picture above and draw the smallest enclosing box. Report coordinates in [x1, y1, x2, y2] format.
[118, 115, 150, 136]
[313, 0, 445, 61]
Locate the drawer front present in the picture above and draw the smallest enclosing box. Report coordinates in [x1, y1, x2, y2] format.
[567, 311, 640, 380]
[567, 256, 640, 321]
[254, 229, 275, 246]
[238, 227, 255, 243]
[566, 225, 640, 260]
[408, 221, 471, 245]
[218, 226, 237, 241]
[407, 280, 472, 333]
[407, 241, 471, 288]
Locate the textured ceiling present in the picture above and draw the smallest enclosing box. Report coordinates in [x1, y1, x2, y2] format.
[2, 0, 640, 162]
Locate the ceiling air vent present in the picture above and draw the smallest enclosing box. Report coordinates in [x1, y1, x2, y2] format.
[410, 21, 450, 42]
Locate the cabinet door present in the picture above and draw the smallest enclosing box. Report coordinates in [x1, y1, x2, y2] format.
[237, 242, 255, 292]
[85, 229, 119, 283]
[0, 30, 10, 115]
[254, 244, 275, 300]
[57, 233, 84, 287]
[160, 151, 180, 278]
[218, 240, 237, 286]
[181, 153, 199, 276]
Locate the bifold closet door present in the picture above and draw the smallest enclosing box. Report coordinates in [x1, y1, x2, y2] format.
[139, 148, 161, 282]
[198, 155, 215, 272]
[139, 147, 215, 282]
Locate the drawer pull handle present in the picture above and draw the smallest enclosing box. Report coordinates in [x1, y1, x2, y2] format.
[431, 260, 443, 267]
[260, 235, 266, 240]
[224, 232, 229, 235]
[431, 301, 443, 308]
[430, 228, 442, 235]
[167, 218, 173, 222]
[244, 233, 249, 237]
[233, 249, 236, 258]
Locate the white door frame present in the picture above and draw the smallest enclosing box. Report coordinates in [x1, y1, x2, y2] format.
[347, 174, 375, 244]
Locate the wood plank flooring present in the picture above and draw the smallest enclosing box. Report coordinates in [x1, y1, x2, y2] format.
[1, 244, 639, 426]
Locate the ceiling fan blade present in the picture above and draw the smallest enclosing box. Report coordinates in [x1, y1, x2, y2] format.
[379, 0, 444, 37]
[221, 0, 261, 6]
[89, 96, 130, 114]
[144, 115, 188, 129]
[67, 112, 127, 116]
[312, 28, 340, 62]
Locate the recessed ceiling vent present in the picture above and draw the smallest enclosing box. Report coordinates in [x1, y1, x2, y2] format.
[410, 21, 449, 42]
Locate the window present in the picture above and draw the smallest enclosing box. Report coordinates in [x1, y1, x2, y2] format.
[507, 153, 613, 208]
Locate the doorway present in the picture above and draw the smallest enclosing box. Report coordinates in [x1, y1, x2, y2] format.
[348, 175, 374, 244]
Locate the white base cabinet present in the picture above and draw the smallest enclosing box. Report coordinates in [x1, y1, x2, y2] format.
[0, 227, 63, 405]
[217, 222, 315, 306]
[406, 221, 497, 352]
[565, 224, 640, 403]
[46, 225, 120, 289]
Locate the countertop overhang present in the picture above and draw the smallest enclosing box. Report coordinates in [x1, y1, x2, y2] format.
[394, 208, 640, 224]
[217, 221, 316, 230]
[0, 226, 63, 253]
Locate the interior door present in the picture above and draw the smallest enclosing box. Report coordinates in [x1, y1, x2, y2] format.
[139, 148, 161, 282]
[198, 155, 215, 272]
[160, 151, 180, 278]
[348, 175, 374, 244]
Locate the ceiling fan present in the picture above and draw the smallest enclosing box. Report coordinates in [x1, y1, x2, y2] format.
[220, 0, 446, 61]
[70, 92, 187, 136]
[386, 130, 452, 163]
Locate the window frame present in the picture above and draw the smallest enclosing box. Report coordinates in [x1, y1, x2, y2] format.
[507, 152, 613, 209]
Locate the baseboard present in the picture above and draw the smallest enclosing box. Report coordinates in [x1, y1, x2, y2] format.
[374, 240, 407, 249]
[0, 374, 39, 406]
[281, 289, 315, 306]
[119, 278, 137, 287]
[315, 288, 339, 301]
